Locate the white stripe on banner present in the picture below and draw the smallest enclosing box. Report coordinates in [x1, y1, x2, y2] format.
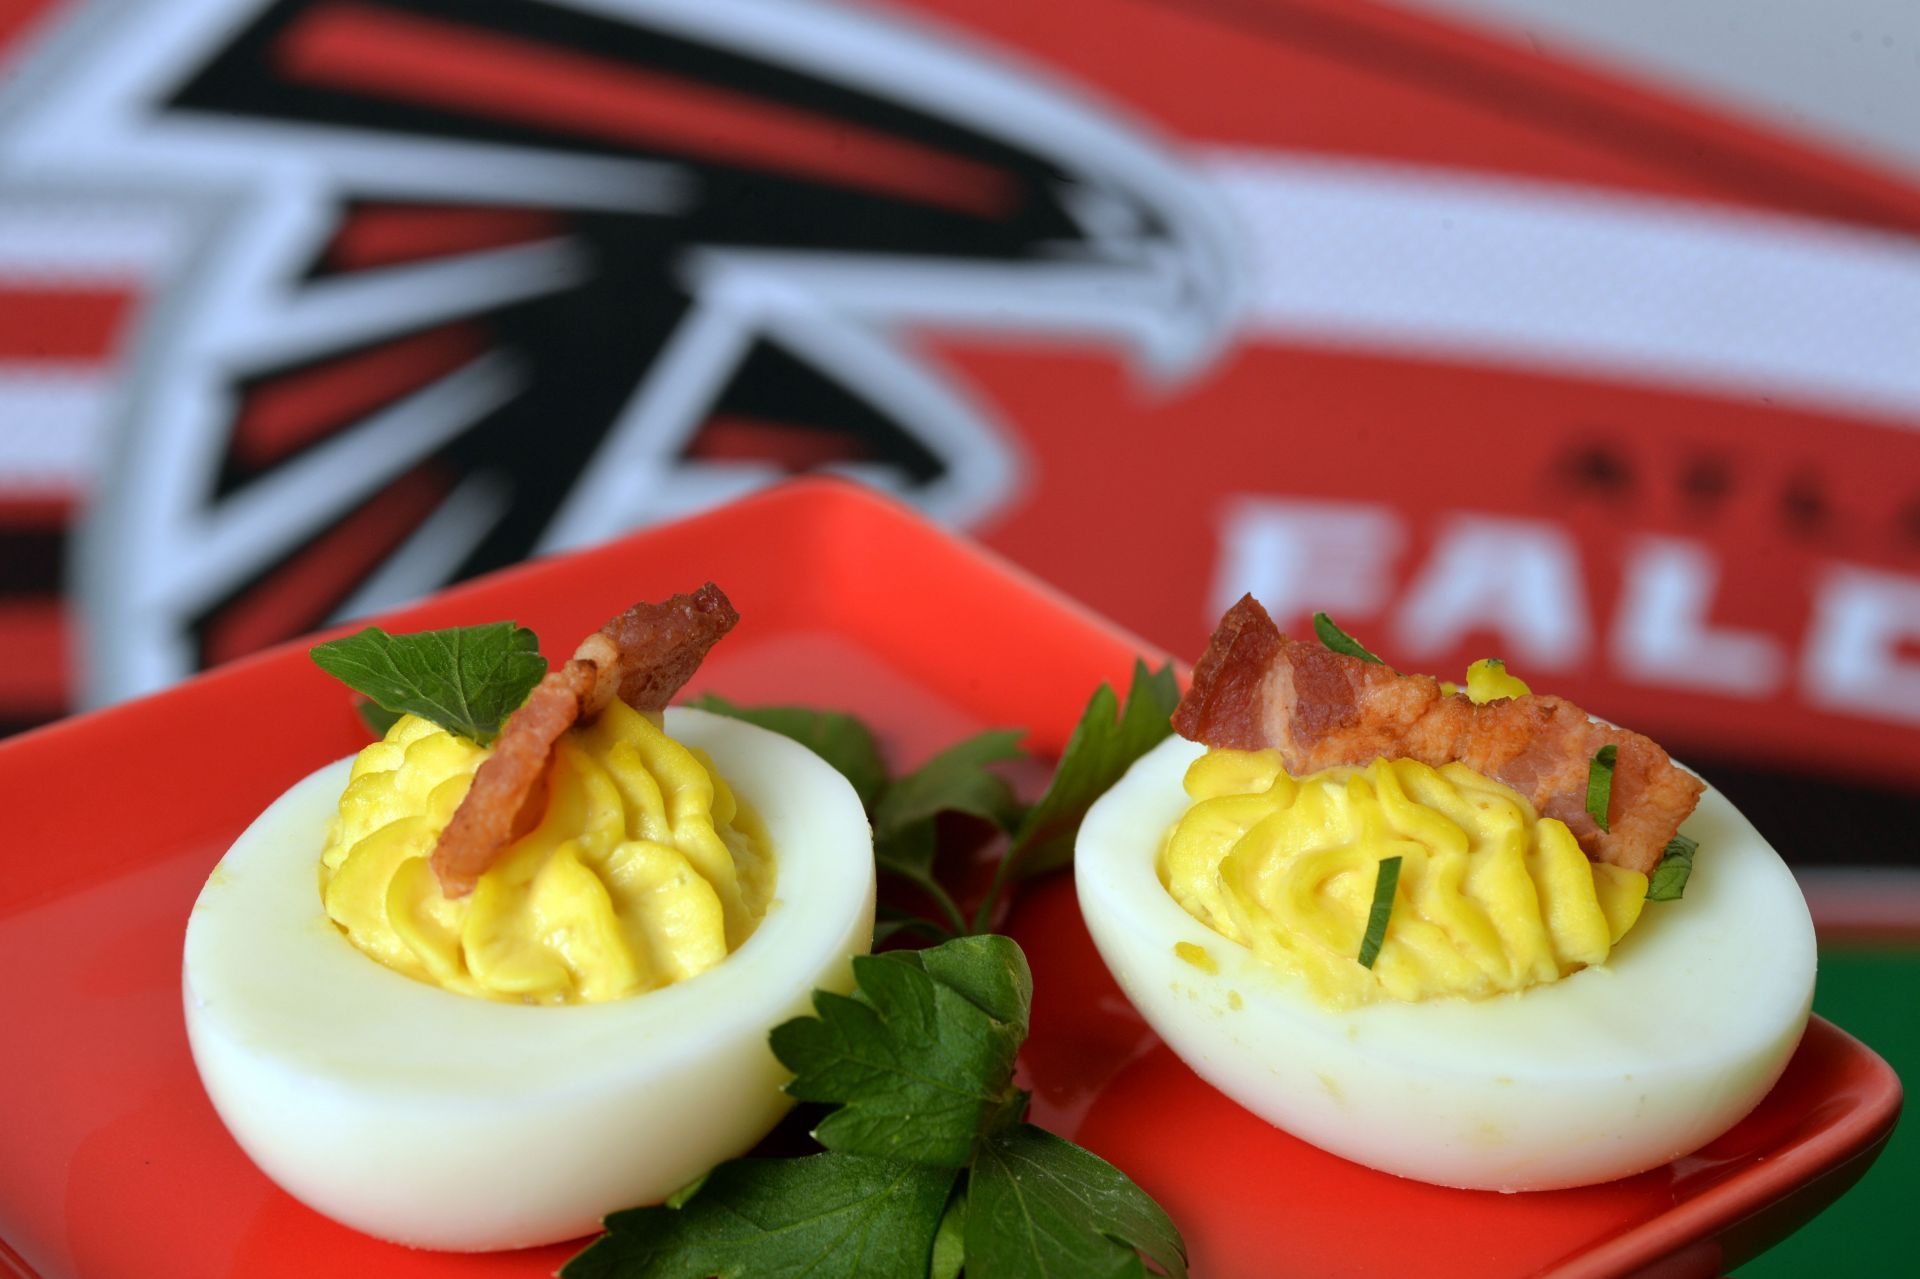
[1201, 149, 1920, 425]
[1, 157, 1919, 494]
[0, 197, 186, 280]
[0, 364, 111, 492]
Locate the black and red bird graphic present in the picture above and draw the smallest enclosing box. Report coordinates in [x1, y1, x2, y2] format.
[2, 0, 1237, 707]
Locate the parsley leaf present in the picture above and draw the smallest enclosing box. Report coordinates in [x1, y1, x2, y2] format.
[966, 1125, 1187, 1279]
[683, 697, 984, 934]
[870, 730, 1026, 937]
[1586, 744, 1619, 832]
[310, 622, 547, 745]
[1647, 832, 1697, 901]
[694, 665, 1173, 942]
[691, 695, 889, 809]
[874, 730, 1028, 855]
[1313, 612, 1385, 664]
[1358, 855, 1402, 969]
[771, 935, 1031, 1168]
[872, 902, 954, 946]
[560, 1152, 954, 1279]
[1003, 662, 1177, 884]
[973, 662, 1177, 931]
[567, 937, 1181, 1279]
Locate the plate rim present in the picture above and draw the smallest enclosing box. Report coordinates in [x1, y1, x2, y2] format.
[0, 476, 1901, 1279]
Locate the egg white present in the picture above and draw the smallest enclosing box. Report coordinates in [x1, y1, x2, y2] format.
[183, 708, 875, 1251]
[1075, 734, 1815, 1192]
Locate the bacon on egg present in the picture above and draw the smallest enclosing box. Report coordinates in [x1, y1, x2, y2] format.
[429, 584, 739, 897]
[1172, 595, 1702, 876]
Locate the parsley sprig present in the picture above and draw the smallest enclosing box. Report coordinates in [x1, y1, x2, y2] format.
[311, 621, 548, 745]
[775, 937, 1031, 1168]
[563, 935, 1186, 1279]
[980, 662, 1180, 931]
[562, 1152, 953, 1279]
[697, 659, 1178, 942]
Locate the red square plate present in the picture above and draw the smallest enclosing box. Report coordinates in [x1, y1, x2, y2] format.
[0, 479, 1899, 1279]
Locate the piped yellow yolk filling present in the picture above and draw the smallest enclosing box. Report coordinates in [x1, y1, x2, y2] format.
[1160, 751, 1648, 1008]
[320, 701, 773, 1005]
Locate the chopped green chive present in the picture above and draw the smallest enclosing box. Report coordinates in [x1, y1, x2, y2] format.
[1646, 833, 1697, 901]
[1358, 855, 1402, 968]
[1314, 612, 1385, 665]
[1586, 744, 1618, 832]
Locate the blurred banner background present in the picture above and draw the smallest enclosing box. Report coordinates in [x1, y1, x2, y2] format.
[0, 1, 1913, 1269]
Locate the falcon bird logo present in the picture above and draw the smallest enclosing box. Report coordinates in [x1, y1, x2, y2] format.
[1, 0, 1239, 703]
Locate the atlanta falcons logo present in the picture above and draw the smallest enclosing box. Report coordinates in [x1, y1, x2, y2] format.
[0, 0, 1241, 705]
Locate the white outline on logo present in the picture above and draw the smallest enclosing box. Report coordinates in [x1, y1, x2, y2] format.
[0, 0, 1243, 704]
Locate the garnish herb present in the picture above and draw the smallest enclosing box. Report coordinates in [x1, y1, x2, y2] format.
[698, 660, 1178, 941]
[1647, 833, 1697, 901]
[873, 729, 1028, 938]
[689, 703, 1025, 940]
[773, 937, 1030, 1168]
[1358, 855, 1402, 968]
[688, 696, 888, 809]
[311, 622, 548, 745]
[978, 660, 1180, 931]
[965, 1124, 1186, 1279]
[563, 936, 1186, 1279]
[1313, 612, 1385, 665]
[561, 1153, 953, 1279]
[1585, 744, 1618, 833]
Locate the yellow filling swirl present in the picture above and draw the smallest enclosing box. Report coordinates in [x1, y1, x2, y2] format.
[320, 702, 773, 1005]
[1160, 749, 1647, 1008]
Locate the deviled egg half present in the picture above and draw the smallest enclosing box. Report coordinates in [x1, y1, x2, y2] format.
[184, 702, 874, 1250]
[1074, 601, 1814, 1193]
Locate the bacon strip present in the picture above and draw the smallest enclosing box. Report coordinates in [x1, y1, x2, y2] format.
[429, 584, 739, 897]
[1172, 596, 1702, 875]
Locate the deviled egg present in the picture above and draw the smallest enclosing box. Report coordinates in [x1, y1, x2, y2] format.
[184, 594, 874, 1250]
[1074, 599, 1815, 1191]
[1077, 735, 1813, 1191]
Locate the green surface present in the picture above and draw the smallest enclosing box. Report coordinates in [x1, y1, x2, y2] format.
[1735, 947, 1918, 1276]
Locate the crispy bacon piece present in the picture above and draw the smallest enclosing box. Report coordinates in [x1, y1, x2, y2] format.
[429, 584, 739, 897]
[1173, 596, 1703, 875]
